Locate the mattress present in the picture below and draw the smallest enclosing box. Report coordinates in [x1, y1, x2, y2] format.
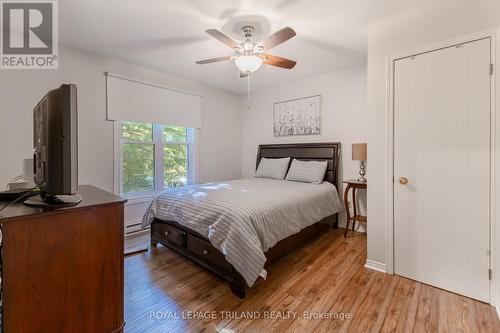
[142, 178, 343, 286]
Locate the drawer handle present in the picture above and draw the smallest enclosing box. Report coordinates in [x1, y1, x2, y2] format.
[164, 231, 169, 237]
[203, 249, 209, 256]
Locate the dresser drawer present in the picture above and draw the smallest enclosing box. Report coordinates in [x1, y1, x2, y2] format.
[187, 235, 232, 271]
[154, 223, 186, 247]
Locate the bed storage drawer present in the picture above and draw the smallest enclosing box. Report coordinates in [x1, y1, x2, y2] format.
[187, 235, 232, 271]
[153, 223, 186, 247]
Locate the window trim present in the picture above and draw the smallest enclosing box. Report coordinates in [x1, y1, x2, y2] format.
[113, 121, 196, 199]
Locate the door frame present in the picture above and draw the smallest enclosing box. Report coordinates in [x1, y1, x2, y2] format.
[385, 29, 498, 304]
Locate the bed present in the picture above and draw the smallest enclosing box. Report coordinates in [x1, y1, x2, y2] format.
[143, 142, 342, 298]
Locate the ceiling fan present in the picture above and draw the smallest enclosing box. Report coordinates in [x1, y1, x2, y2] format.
[196, 25, 297, 77]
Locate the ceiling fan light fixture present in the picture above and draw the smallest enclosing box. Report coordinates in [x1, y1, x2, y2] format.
[235, 55, 262, 73]
[243, 40, 253, 50]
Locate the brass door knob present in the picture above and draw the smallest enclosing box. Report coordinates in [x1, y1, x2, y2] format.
[399, 177, 408, 185]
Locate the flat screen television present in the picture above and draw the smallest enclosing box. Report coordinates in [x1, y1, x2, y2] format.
[24, 84, 82, 207]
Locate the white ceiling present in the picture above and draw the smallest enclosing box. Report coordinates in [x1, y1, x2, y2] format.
[60, 0, 433, 94]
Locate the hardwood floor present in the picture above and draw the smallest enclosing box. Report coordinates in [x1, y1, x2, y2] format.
[124, 229, 500, 333]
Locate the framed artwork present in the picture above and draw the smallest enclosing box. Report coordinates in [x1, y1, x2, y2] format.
[273, 95, 321, 137]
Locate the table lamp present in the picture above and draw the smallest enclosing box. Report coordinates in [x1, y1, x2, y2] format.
[352, 143, 367, 183]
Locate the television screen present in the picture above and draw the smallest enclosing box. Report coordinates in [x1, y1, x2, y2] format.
[33, 84, 78, 197]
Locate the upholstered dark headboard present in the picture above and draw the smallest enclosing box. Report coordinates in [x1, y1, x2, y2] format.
[256, 142, 341, 188]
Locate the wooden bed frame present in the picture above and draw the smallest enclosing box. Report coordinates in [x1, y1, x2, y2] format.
[150, 142, 341, 298]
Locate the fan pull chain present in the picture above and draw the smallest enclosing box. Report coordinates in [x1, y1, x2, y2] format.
[247, 72, 251, 109]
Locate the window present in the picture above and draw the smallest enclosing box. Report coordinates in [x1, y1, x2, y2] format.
[120, 121, 194, 196]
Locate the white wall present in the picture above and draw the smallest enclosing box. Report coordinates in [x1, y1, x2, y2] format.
[0, 46, 242, 231]
[366, 0, 500, 308]
[241, 65, 367, 227]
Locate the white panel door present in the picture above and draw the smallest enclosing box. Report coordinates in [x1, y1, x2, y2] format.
[394, 38, 491, 302]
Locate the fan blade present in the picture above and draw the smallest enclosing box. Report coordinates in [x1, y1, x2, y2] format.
[195, 56, 232, 64]
[205, 29, 238, 49]
[262, 54, 296, 69]
[240, 71, 249, 78]
[261, 27, 296, 50]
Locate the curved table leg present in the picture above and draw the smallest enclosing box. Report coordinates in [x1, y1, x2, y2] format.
[344, 184, 351, 237]
[352, 187, 357, 231]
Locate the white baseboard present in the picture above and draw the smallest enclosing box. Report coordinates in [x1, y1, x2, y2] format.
[365, 260, 386, 273]
[496, 304, 500, 320]
[125, 228, 149, 238]
[338, 221, 367, 233]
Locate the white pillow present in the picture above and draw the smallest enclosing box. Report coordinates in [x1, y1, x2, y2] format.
[255, 157, 290, 180]
[285, 159, 328, 184]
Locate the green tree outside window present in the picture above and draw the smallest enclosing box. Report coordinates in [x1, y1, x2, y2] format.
[121, 121, 192, 195]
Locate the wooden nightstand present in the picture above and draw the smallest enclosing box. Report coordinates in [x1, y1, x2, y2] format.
[343, 179, 367, 237]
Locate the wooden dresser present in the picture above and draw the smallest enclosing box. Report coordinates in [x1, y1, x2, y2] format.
[0, 185, 126, 333]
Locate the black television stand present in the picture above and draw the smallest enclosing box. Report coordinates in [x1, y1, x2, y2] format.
[24, 192, 83, 208]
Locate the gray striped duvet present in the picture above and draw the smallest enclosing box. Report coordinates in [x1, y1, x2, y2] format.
[142, 178, 343, 287]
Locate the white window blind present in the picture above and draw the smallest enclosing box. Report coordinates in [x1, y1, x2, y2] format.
[106, 73, 202, 128]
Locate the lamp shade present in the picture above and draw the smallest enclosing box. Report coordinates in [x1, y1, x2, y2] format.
[235, 55, 262, 73]
[352, 143, 367, 161]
